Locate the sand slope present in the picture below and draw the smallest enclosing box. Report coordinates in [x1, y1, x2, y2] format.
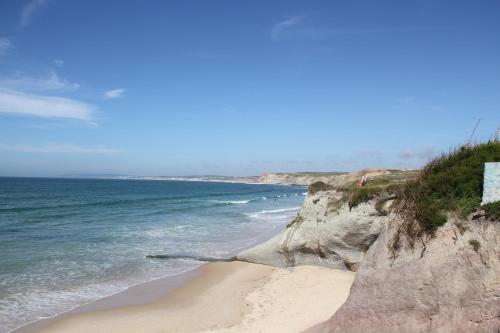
[32, 262, 354, 333]
[206, 264, 354, 333]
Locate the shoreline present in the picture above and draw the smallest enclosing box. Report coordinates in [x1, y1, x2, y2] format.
[11, 263, 205, 333]
[11, 207, 302, 333]
[15, 261, 354, 333]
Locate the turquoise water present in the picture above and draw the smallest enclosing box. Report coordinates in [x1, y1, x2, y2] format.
[0, 177, 305, 332]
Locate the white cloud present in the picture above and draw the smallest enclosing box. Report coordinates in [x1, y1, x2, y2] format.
[20, 0, 48, 27]
[0, 88, 94, 121]
[0, 38, 13, 55]
[0, 71, 79, 92]
[271, 16, 305, 40]
[0, 142, 123, 154]
[53, 59, 64, 67]
[104, 88, 126, 99]
[271, 17, 397, 41]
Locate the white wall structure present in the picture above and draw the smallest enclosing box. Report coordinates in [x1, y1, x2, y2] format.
[482, 162, 500, 205]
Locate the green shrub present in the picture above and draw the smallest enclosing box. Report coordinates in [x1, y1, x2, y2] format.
[349, 187, 372, 207]
[397, 142, 499, 229]
[312, 198, 320, 204]
[484, 201, 500, 220]
[349, 187, 378, 208]
[455, 197, 482, 219]
[348, 184, 401, 210]
[308, 181, 334, 195]
[390, 142, 500, 257]
[469, 239, 480, 252]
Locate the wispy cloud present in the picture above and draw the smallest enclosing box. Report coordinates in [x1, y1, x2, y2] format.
[0, 142, 123, 154]
[0, 37, 13, 55]
[0, 71, 80, 92]
[20, 0, 48, 27]
[0, 88, 95, 121]
[396, 96, 447, 114]
[271, 17, 437, 42]
[271, 16, 372, 40]
[271, 16, 306, 40]
[53, 59, 64, 67]
[104, 88, 126, 99]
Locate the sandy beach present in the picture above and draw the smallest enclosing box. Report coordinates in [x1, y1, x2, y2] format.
[26, 261, 354, 333]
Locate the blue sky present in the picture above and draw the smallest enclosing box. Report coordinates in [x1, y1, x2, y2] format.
[0, 0, 499, 177]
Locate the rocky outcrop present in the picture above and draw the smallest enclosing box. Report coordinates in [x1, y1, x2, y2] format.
[308, 217, 500, 333]
[237, 189, 391, 270]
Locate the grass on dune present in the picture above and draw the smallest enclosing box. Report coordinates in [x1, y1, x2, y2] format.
[389, 141, 500, 256]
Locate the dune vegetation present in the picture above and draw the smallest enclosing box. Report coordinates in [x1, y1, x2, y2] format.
[390, 141, 500, 254]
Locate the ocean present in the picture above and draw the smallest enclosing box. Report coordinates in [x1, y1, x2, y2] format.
[0, 177, 305, 333]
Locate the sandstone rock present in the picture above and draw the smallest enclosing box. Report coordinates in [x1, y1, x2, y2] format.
[307, 218, 500, 333]
[237, 190, 389, 270]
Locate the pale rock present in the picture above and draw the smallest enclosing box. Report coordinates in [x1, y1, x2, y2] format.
[308, 218, 500, 333]
[237, 190, 390, 270]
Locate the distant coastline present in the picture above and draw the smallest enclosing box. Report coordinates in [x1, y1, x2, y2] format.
[57, 171, 352, 186]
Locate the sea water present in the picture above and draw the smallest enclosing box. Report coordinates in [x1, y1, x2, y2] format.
[0, 177, 305, 332]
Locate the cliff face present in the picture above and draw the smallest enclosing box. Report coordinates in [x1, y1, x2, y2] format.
[237, 189, 391, 271]
[242, 160, 499, 332]
[238, 169, 413, 269]
[308, 217, 500, 333]
[256, 173, 343, 186]
[256, 169, 413, 186]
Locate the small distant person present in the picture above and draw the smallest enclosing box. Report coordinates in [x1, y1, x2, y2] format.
[358, 176, 367, 187]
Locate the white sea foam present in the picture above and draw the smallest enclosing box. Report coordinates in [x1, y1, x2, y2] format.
[260, 207, 301, 214]
[214, 200, 251, 204]
[246, 206, 301, 219]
